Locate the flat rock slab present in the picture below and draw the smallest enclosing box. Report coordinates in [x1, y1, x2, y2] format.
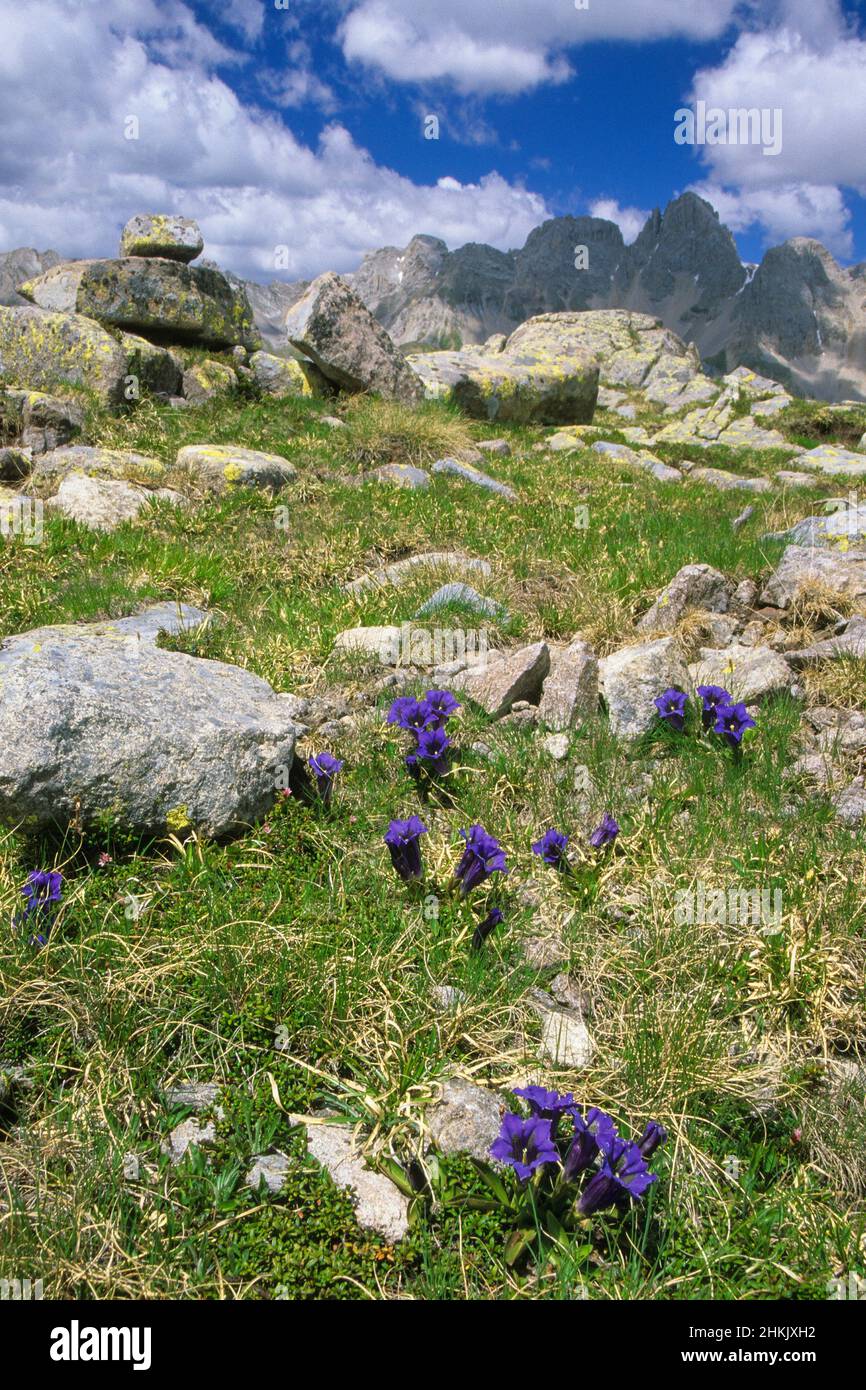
[120, 214, 203, 262]
[808, 707, 866, 753]
[0, 305, 132, 404]
[305, 1123, 409, 1243]
[19, 258, 258, 350]
[787, 615, 866, 667]
[34, 445, 166, 482]
[637, 564, 731, 635]
[690, 644, 793, 703]
[285, 272, 423, 405]
[689, 466, 772, 493]
[453, 642, 550, 717]
[182, 360, 237, 404]
[365, 464, 429, 489]
[345, 552, 491, 597]
[162, 1082, 222, 1112]
[765, 505, 866, 549]
[796, 445, 866, 478]
[176, 444, 296, 490]
[432, 456, 517, 500]
[599, 636, 690, 740]
[0, 604, 299, 835]
[426, 1077, 503, 1162]
[760, 544, 866, 608]
[46, 474, 183, 531]
[414, 583, 503, 620]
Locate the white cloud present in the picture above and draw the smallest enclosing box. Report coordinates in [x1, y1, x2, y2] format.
[339, 0, 739, 96]
[0, 0, 549, 280]
[588, 199, 649, 245]
[688, 182, 853, 257]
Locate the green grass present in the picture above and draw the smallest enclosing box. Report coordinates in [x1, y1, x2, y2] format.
[1, 386, 864, 1300]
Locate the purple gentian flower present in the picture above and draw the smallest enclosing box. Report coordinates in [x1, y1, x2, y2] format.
[423, 689, 461, 726]
[18, 870, 63, 948]
[387, 697, 435, 735]
[563, 1106, 618, 1180]
[453, 825, 509, 896]
[577, 1133, 657, 1216]
[414, 726, 452, 775]
[637, 1121, 668, 1159]
[472, 906, 504, 950]
[514, 1086, 575, 1136]
[589, 813, 619, 850]
[308, 752, 344, 803]
[531, 828, 570, 871]
[696, 684, 732, 732]
[490, 1113, 559, 1183]
[713, 702, 756, 749]
[655, 688, 688, 732]
[387, 696, 416, 728]
[384, 816, 428, 881]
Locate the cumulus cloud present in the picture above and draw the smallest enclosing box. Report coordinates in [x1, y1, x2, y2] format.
[588, 199, 649, 245]
[339, 0, 739, 96]
[678, 1, 866, 252]
[0, 0, 549, 280]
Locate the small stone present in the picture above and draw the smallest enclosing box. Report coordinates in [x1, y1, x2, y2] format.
[162, 1082, 222, 1112]
[162, 1117, 217, 1165]
[346, 552, 491, 597]
[453, 642, 551, 718]
[120, 213, 203, 262]
[541, 732, 570, 760]
[432, 456, 517, 500]
[431, 985, 467, 1012]
[760, 544, 866, 609]
[637, 564, 731, 635]
[414, 583, 503, 620]
[537, 637, 599, 731]
[477, 439, 511, 456]
[182, 359, 237, 404]
[834, 778, 866, 828]
[366, 464, 429, 489]
[426, 1078, 502, 1161]
[176, 443, 295, 491]
[246, 1152, 291, 1195]
[536, 1005, 595, 1069]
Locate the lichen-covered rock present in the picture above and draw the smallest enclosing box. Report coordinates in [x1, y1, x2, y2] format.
[795, 445, 866, 479]
[120, 214, 204, 263]
[2, 387, 87, 454]
[637, 564, 732, 634]
[365, 463, 429, 489]
[175, 443, 296, 490]
[249, 350, 324, 397]
[759, 544, 866, 609]
[689, 466, 772, 493]
[19, 259, 259, 350]
[345, 551, 492, 597]
[0, 604, 299, 836]
[426, 1078, 502, 1161]
[33, 444, 166, 482]
[182, 359, 237, 404]
[409, 315, 599, 425]
[0, 446, 32, 480]
[0, 305, 133, 403]
[599, 636, 690, 739]
[689, 644, 793, 703]
[45, 474, 184, 531]
[119, 333, 182, 398]
[284, 272, 424, 404]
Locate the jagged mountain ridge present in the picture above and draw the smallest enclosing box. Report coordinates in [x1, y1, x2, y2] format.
[3, 194, 864, 401]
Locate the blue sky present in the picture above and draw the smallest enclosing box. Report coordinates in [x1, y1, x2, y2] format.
[1, 0, 864, 280]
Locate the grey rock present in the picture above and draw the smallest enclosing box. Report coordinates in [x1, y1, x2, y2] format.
[162, 1082, 222, 1112]
[120, 214, 204, 262]
[182, 359, 237, 404]
[533, 1002, 595, 1069]
[786, 752, 842, 791]
[477, 439, 511, 456]
[365, 464, 429, 490]
[795, 445, 866, 479]
[834, 778, 866, 828]
[431, 984, 468, 1012]
[808, 707, 866, 754]
[431, 456, 517, 500]
[540, 732, 570, 760]
[732, 505, 755, 531]
[334, 626, 403, 662]
[246, 1152, 291, 1195]
[759, 544, 866, 608]
[0, 305, 135, 404]
[599, 636, 690, 739]
[284, 272, 423, 405]
[690, 466, 772, 494]
[175, 444, 296, 491]
[426, 1077, 502, 1161]
[537, 638, 599, 730]
[119, 333, 183, 399]
[414, 583, 503, 620]
[0, 446, 31, 480]
[33, 444, 166, 482]
[45, 474, 184, 531]
[248, 350, 319, 398]
[787, 615, 866, 667]
[453, 642, 551, 717]
[2, 386, 86, 454]
[637, 563, 731, 635]
[0, 604, 299, 835]
[345, 551, 491, 597]
[305, 1122, 410, 1242]
[162, 1118, 217, 1165]
[690, 644, 793, 702]
[775, 470, 820, 487]
[733, 579, 759, 609]
[764, 505, 866, 549]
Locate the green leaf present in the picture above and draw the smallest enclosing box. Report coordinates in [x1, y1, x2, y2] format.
[504, 1226, 537, 1267]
